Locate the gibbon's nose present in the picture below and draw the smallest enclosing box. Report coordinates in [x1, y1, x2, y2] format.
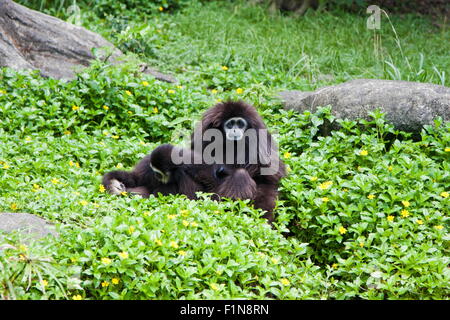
[226, 129, 244, 141]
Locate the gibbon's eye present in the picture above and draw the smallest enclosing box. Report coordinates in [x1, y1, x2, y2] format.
[236, 119, 246, 129]
[225, 120, 234, 129]
[214, 166, 228, 179]
[154, 171, 164, 181]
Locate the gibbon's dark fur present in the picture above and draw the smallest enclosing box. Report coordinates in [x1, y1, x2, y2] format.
[102, 144, 257, 202]
[190, 101, 286, 222]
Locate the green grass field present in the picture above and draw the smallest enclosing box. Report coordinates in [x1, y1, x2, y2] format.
[0, 1, 449, 299]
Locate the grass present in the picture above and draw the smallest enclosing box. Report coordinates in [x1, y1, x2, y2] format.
[0, 1, 449, 299]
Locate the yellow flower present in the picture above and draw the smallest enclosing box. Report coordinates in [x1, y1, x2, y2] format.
[210, 283, 219, 291]
[40, 279, 48, 287]
[101, 281, 109, 287]
[125, 90, 132, 96]
[190, 222, 198, 227]
[158, 6, 164, 11]
[445, 147, 450, 152]
[32, 184, 41, 191]
[236, 88, 244, 94]
[387, 215, 394, 222]
[51, 178, 60, 184]
[73, 191, 80, 196]
[143, 211, 151, 216]
[416, 219, 423, 225]
[103, 105, 109, 110]
[142, 81, 149, 86]
[339, 226, 347, 234]
[283, 152, 291, 159]
[310, 176, 318, 182]
[367, 194, 376, 200]
[211, 89, 218, 94]
[440, 191, 449, 198]
[332, 263, 338, 269]
[318, 181, 333, 190]
[115, 163, 123, 169]
[178, 250, 187, 256]
[99, 184, 106, 193]
[64, 130, 71, 135]
[0, 89, 6, 94]
[180, 209, 189, 216]
[280, 278, 290, 286]
[400, 209, 409, 218]
[359, 242, 364, 248]
[167, 89, 175, 94]
[101, 257, 112, 265]
[256, 252, 266, 258]
[72, 105, 80, 111]
[434, 225, 444, 230]
[72, 294, 83, 300]
[79, 200, 88, 206]
[128, 111, 133, 115]
[19, 244, 28, 251]
[321, 197, 330, 202]
[139, 141, 146, 146]
[25, 137, 32, 142]
[359, 150, 368, 156]
[153, 107, 159, 113]
[155, 239, 163, 246]
[270, 257, 279, 264]
[401, 200, 410, 207]
[182, 220, 190, 227]
[342, 188, 348, 192]
[388, 165, 393, 171]
[10, 203, 18, 210]
[221, 66, 228, 71]
[128, 226, 135, 234]
[112, 278, 120, 285]
[69, 160, 74, 167]
[2, 163, 10, 169]
[118, 251, 129, 259]
[167, 214, 177, 220]
[170, 241, 179, 249]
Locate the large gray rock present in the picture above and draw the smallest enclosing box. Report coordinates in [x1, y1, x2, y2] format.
[0, 212, 58, 243]
[0, 0, 176, 82]
[280, 79, 450, 133]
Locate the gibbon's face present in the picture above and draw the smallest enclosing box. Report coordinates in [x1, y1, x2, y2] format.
[223, 117, 248, 141]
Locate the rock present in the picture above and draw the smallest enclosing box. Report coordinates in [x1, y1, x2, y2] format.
[280, 79, 450, 133]
[138, 64, 178, 84]
[0, 212, 58, 243]
[0, 0, 176, 82]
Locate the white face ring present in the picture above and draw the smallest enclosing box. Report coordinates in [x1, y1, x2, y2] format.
[224, 117, 247, 141]
[150, 163, 170, 184]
